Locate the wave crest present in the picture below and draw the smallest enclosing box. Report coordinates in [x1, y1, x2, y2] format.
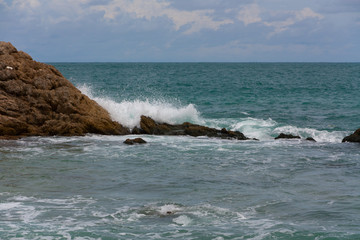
[273, 126, 347, 143]
[78, 84, 348, 142]
[78, 85, 203, 129]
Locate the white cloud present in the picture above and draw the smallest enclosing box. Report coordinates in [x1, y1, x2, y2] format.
[91, 0, 170, 20]
[165, 8, 233, 34]
[91, 0, 233, 34]
[12, 0, 40, 10]
[5, 0, 93, 24]
[263, 18, 295, 35]
[264, 7, 323, 36]
[2, 0, 324, 37]
[237, 3, 262, 26]
[235, 4, 323, 36]
[295, 7, 323, 21]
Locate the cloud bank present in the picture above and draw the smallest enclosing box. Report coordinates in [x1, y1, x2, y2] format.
[1, 0, 358, 61]
[91, 0, 234, 34]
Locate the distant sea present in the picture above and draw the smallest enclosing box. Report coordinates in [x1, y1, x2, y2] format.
[1, 63, 359, 239]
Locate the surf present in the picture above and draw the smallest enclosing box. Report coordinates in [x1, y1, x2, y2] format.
[78, 84, 204, 129]
[78, 84, 348, 142]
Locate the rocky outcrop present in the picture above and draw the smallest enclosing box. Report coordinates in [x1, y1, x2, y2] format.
[342, 128, 360, 143]
[0, 41, 130, 139]
[133, 115, 252, 140]
[274, 133, 317, 142]
[124, 138, 147, 145]
[275, 133, 301, 140]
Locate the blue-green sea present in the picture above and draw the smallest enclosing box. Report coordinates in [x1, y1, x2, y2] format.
[1, 63, 360, 239]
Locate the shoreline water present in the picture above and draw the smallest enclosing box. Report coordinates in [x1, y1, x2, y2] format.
[1, 62, 360, 239]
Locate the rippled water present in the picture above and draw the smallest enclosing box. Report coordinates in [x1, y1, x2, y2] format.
[1, 63, 360, 239]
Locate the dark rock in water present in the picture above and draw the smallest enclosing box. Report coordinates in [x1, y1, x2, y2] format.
[275, 133, 301, 140]
[124, 138, 147, 145]
[306, 137, 316, 142]
[138, 115, 252, 140]
[131, 126, 146, 134]
[342, 128, 360, 143]
[0, 41, 130, 139]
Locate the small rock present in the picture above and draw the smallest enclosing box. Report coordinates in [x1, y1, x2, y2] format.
[124, 138, 147, 145]
[306, 137, 316, 142]
[342, 128, 360, 143]
[275, 133, 301, 140]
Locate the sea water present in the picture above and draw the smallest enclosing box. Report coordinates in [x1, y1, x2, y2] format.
[0, 63, 359, 239]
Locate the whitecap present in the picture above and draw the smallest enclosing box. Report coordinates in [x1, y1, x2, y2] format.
[77, 84, 348, 143]
[173, 215, 192, 226]
[273, 125, 348, 143]
[158, 204, 182, 215]
[231, 117, 277, 140]
[78, 84, 203, 129]
[0, 202, 21, 211]
[228, 117, 347, 142]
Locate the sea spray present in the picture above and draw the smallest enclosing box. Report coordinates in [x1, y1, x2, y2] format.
[78, 84, 349, 142]
[231, 117, 277, 140]
[78, 84, 204, 129]
[205, 117, 348, 142]
[273, 125, 349, 143]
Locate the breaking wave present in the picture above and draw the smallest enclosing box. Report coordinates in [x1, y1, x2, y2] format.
[78, 85, 204, 129]
[78, 85, 349, 142]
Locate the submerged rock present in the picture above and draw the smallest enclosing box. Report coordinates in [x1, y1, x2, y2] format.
[124, 138, 147, 145]
[305, 137, 316, 142]
[275, 133, 301, 140]
[342, 128, 360, 143]
[136, 115, 252, 140]
[0, 41, 130, 139]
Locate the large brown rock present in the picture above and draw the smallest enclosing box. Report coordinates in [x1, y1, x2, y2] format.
[0, 42, 130, 139]
[135, 115, 252, 140]
[342, 128, 360, 143]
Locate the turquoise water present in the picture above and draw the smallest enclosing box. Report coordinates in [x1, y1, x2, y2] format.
[1, 63, 360, 239]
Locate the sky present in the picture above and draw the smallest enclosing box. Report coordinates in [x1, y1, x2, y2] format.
[1, 0, 359, 62]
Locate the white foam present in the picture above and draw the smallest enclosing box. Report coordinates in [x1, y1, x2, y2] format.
[0, 202, 42, 224]
[158, 204, 182, 215]
[78, 85, 203, 129]
[231, 117, 277, 140]
[173, 215, 192, 226]
[273, 126, 348, 143]
[229, 117, 347, 142]
[127, 212, 146, 222]
[0, 202, 21, 210]
[78, 84, 348, 142]
[20, 206, 41, 223]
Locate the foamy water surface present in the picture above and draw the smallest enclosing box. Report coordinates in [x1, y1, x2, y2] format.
[1, 63, 359, 239]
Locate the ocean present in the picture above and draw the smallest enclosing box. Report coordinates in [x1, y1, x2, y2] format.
[0, 63, 359, 239]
